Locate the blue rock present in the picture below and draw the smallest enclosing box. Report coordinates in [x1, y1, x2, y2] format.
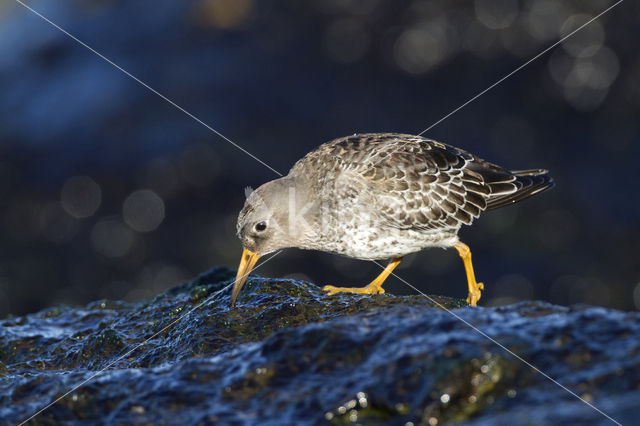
[1, 267, 638, 424]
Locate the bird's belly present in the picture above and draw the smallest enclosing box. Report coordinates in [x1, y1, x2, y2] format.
[319, 227, 459, 260]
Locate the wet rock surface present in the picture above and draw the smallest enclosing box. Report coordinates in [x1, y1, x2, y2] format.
[1, 267, 639, 425]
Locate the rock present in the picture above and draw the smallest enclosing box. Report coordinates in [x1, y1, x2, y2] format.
[1, 267, 638, 425]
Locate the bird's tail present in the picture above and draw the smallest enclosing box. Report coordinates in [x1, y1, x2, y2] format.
[485, 169, 554, 211]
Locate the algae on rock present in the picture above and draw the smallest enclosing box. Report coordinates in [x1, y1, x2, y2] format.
[1, 267, 639, 425]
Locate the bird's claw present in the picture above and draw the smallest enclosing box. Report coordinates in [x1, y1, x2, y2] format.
[322, 285, 340, 296]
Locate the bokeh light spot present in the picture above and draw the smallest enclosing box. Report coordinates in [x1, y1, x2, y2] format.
[475, 0, 518, 30]
[195, 0, 253, 29]
[394, 25, 448, 75]
[525, 0, 571, 41]
[123, 190, 165, 233]
[60, 175, 102, 219]
[549, 47, 619, 111]
[560, 14, 604, 59]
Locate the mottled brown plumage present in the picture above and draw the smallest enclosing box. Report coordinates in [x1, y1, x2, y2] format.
[291, 133, 551, 231]
[231, 133, 553, 307]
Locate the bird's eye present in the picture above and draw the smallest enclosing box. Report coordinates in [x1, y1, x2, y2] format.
[254, 221, 267, 232]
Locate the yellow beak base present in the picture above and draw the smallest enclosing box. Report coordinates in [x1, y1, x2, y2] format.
[230, 248, 260, 307]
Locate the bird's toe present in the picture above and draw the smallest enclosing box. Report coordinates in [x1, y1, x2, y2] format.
[322, 285, 339, 295]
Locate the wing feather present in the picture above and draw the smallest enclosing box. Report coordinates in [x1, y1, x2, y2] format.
[291, 133, 553, 231]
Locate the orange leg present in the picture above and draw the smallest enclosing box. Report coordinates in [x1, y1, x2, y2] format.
[323, 258, 402, 295]
[454, 242, 484, 307]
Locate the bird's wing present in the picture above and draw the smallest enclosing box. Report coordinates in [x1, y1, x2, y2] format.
[322, 134, 520, 231]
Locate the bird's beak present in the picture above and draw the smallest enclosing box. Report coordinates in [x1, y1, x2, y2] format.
[230, 248, 260, 307]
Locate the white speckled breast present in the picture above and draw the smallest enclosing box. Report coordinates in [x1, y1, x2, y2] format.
[298, 168, 460, 260]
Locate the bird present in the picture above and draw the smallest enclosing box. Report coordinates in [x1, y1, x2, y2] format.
[230, 133, 553, 307]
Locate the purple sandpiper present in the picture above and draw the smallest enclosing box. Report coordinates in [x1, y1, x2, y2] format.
[231, 133, 553, 307]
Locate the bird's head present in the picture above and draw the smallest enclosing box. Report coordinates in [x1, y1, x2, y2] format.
[231, 177, 314, 307]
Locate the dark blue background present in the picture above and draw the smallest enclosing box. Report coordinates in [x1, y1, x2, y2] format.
[0, 0, 638, 316]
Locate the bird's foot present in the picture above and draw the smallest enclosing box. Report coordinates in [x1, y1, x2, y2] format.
[322, 258, 399, 297]
[466, 282, 484, 307]
[322, 283, 385, 296]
